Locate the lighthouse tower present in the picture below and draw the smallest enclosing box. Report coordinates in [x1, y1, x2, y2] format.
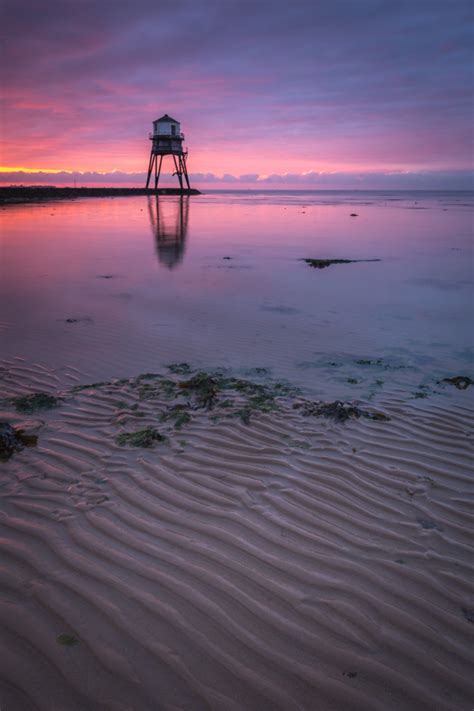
[145, 114, 191, 191]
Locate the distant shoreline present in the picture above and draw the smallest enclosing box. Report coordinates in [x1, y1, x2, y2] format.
[0, 186, 201, 204]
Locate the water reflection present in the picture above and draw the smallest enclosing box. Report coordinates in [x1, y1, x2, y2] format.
[147, 196, 189, 269]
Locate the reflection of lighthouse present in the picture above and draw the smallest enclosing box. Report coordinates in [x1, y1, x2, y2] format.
[148, 196, 189, 269]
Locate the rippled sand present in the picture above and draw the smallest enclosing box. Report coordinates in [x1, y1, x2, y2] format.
[1, 359, 473, 710]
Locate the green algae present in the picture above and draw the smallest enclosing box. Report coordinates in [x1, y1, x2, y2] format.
[57, 634, 80, 647]
[72, 381, 112, 392]
[160, 405, 192, 429]
[294, 400, 390, 423]
[167, 362, 192, 375]
[12, 392, 61, 413]
[116, 428, 167, 448]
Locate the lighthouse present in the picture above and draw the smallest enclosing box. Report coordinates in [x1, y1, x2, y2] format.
[145, 114, 191, 191]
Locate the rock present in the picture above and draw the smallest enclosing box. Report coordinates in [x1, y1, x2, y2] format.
[0, 421, 39, 460]
[0, 422, 24, 460]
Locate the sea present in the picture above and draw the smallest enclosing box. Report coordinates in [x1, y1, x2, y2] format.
[1, 190, 472, 400]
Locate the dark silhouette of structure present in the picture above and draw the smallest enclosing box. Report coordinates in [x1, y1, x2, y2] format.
[145, 114, 191, 191]
[147, 195, 189, 269]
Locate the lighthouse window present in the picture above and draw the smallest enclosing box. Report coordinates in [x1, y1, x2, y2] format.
[171, 124, 176, 135]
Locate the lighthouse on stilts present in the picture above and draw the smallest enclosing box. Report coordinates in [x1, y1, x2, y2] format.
[145, 114, 191, 192]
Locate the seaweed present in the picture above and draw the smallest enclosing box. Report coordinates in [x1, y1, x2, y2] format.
[302, 258, 380, 269]
[158, 379, 179, 398]
[417, 518, 442, 531]
[57, 634, 80, 647]
[116, 428, 166, 448]
[461, 607, 474, 623]
[355, 359, 384, 366]
[136, 372, 161, 381]
[72, 381, 112, 392]
[235, 408, 252, 425]
[294, 400, 390, 423]
[441, 376, 472, 390]
[115, 401, 140, 411]
[179, 372, 219, 408]
[167, 362, 192, 375]
[160, 404, 192, 429]
[137, 384, 161, 400]
[12, 392, 60, 413]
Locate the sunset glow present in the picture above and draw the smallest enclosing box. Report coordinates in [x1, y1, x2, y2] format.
[2, 0, 473, 189]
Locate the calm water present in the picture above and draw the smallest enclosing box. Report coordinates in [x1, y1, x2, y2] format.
[1, 190, 472, 400]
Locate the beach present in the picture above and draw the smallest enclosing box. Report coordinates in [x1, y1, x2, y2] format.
[1, 190, 473, 710]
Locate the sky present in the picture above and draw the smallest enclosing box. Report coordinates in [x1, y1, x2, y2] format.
[1, 0, 473, 189]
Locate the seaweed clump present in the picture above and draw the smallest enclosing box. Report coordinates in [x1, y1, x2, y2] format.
[116, 428, 166, 448]
[302, 258, 380, 270]
[160, 404, 192, 429]
[293, 400, 390, 423]
[57, 634, 80, 647]
[178, 372, 220, 408]
[176, 372, 293, 421]
[167, 362, 192, 375]
[12, 392, 60, 413]
[441, 376, 472, 390]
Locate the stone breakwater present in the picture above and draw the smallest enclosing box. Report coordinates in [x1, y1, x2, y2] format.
[0, 186, 200, 204]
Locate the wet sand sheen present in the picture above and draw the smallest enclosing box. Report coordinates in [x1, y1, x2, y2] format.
[0, 361, 473, 710]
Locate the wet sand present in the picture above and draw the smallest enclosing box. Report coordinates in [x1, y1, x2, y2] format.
[1, 191, 473, 709]
[1, 361, 473, 710]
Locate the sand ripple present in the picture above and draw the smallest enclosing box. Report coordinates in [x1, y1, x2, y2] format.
[0, 364, 473, 710]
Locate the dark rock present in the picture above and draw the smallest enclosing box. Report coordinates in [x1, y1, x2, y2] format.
[0, 422, 23, 460]
[0, 420, 41, 459]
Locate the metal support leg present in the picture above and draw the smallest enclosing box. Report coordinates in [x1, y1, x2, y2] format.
[181, 154, 191, 190]
[172, 154, 183, 190]
[145, 150, 155, 189]
[155, 155, 163, 190]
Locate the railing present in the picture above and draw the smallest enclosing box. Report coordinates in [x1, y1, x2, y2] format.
[149, 132, 185, 140]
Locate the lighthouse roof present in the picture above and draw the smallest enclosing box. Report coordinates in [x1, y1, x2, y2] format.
[154, 114, 179, 124]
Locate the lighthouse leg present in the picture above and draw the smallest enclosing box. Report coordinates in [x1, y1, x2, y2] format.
[172, 154, 184, 190]
[155, 155, 163, 190]
[145, 150, 155, 189]
[181, 154, 191, 190]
